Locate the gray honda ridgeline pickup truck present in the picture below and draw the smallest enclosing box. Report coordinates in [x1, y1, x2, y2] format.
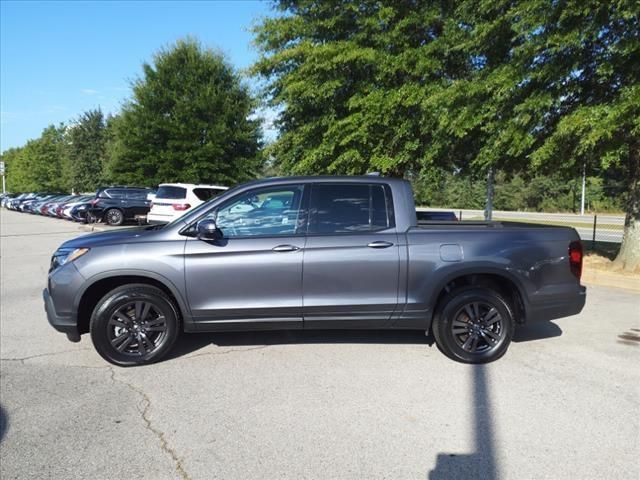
[44, 176, 586, 366]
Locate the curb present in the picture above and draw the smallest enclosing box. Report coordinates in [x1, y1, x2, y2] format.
[80, 223, 108, 233]
[582, 269, 640, 293]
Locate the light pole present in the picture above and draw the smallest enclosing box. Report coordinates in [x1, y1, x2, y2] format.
[484, 166, 494, 221]
[580, 163, 586, 216]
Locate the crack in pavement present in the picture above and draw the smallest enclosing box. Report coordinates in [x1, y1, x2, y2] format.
[1, 348, 92, 364]
[107, 366, 191, 480]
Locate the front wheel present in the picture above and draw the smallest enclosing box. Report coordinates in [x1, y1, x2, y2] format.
[104, 208, 124, 226]
[90, 284, 180, 366]
[432, 287, 515, 364]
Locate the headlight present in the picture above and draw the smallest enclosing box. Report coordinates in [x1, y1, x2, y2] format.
[50, 247, 90, 272]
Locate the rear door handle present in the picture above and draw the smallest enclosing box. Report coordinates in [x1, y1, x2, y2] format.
[272, 244, 300, 252]
[367, 241, 394, 249]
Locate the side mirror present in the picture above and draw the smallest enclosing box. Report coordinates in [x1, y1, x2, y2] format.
[196, 219, 222, 240]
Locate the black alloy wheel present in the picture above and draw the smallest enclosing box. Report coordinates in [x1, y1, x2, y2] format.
[105, 208, 124, 226]
[433, 287, 515, 363]
[90, 284, 180, 366]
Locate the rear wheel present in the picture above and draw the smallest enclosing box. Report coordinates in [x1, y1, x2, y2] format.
[432, 287, 514, 364]
[90, 284, 180, 366]
[104, 208, 124, 226]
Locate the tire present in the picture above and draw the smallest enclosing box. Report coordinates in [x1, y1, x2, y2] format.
[90, 284, 180, 366]
[432, 287, 515, 364]
[104, 208, 124, 226]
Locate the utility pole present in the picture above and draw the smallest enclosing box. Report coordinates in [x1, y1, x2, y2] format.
[484, 166, 494, 221]
[580, 163, 586, 216]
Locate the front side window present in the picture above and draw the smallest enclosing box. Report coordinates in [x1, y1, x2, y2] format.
[309, 184, 393, 234]
[206, 185, 305, 238]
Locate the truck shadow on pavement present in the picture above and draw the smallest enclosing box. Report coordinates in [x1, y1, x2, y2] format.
[167, 321, 562, 360]
[167, 329, 433, 360]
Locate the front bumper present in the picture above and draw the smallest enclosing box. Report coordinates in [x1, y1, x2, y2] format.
[43, 288, 80, 342]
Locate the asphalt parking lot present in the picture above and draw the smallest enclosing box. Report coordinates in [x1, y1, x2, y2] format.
[1, 209, 639, 480]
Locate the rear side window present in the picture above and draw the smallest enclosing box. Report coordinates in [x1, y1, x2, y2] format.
[193, 188, 224, 201]
[126, 190, 149, 200]
[156, 186, 187, 199]
[106, 189, 127, 198]
[309, 184, 393, 234]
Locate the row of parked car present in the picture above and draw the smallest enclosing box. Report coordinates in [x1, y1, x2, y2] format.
[1, 183, 229, 226]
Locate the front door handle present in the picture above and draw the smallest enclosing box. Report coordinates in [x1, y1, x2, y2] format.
[272, 244, 300, 252]
[367, 241, 394, 249]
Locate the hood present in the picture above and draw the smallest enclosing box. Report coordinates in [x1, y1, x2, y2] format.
[60, 225, 164, 249]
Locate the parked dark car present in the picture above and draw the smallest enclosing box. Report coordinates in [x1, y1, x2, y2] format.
[11, 193, 37, 211]
[70, 201, 92, 223]
[87, 187, 155, 226]
[44, 175, 586, 367]
[21, 193, 58, 213]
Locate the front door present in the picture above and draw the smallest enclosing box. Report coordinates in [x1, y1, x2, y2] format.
[184, 184, 308, 330]
[302, 183, 400, 328]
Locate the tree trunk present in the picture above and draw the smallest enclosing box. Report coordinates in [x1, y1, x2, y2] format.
[613, 144, 640, 273]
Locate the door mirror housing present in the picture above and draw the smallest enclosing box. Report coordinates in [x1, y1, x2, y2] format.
[196, 219, 222, 240]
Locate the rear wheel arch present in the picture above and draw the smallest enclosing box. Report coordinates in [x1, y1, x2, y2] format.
[427, 268, 528, 329]
[75, 273, 191, 335]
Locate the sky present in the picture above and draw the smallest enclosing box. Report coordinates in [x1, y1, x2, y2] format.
[0, 0, 274, 151]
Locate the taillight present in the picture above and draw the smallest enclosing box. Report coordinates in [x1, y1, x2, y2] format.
[569, 241, 583, 280]
[172, 203, 191, 211]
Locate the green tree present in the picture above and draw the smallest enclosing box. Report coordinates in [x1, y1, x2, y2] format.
[252, 1, 468, 176]
[433, 0, 639, 270]
[66, 109, 108, 193]
[7, 125, 68, 192]
[106, 38, 263, 187]
[0, 147, 24, 192]
[254, 0, 639, 271]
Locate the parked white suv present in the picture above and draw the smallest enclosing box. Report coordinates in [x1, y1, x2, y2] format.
[147, 183, 228, 224]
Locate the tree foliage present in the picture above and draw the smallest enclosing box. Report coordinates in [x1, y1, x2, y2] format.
[106, 38, 263, 186]
[254, 0, 640, 270]
[66, 109, 108, 193]
[253, 1, 459, 176]
[5, 125, 68, 192]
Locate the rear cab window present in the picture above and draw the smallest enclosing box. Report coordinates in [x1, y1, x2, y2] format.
[308, 183, 394, 234]
[156, 186, 187, 199]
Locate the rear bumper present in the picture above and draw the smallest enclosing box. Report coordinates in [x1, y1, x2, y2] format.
[147, 212, 175, 224]
[527, 285, 587, 322]
[43, 288, 80, 341]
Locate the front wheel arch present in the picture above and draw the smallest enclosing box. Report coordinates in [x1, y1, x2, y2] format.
[76, 273, 191, 335]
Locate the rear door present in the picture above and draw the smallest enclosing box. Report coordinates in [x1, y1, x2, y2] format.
[126, 189, 152, 217]
[302, 183, 400, 328]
